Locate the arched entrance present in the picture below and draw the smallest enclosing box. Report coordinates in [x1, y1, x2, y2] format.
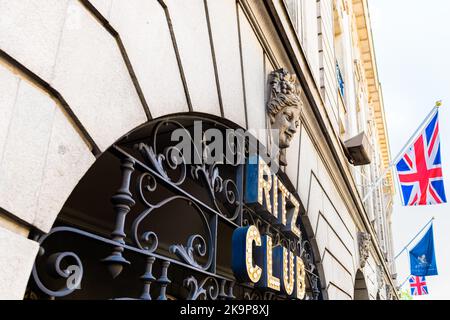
[24, 114, 323, 300]
[354, 270, 370, 300]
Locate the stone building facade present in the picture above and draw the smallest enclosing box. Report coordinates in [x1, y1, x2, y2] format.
[0, 0, 397, 300]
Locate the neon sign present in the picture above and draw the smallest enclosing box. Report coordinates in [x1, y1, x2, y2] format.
[232, 156, 306, 299]
[232, 226, 306, 299]
[244, 155, 300, 237]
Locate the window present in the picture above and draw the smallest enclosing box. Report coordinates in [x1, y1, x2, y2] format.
[284, 0, 304, 44]
[284, 0, 299, 30]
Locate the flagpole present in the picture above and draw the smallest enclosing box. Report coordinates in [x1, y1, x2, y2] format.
[397, 274, 411, 290]
[393, 217, 435, 261]
[361, 101, 442, 204]
[393, 218, 435, 292]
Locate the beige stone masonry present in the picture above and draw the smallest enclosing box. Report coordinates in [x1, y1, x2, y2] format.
[0, 225, 39, 300]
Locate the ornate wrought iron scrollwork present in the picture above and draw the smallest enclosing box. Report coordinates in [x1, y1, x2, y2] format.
[243, 290, 261, 301]
[183, 276, 235, 301]
[300, 239, 316, 274]
[131, 191, 214, 271]
[170, 234, 212, 271]
[191, 163, 223, 195]
[27, 116, 323, 301]
[137, 142, 187, 186]
[191, 162, 242, 222]
[32, 248, 84, 298]
[134, 119, 243, 223]
[243, 289, 278, 301]
[243, 207, 264, 231]
[299, 238, 323, 300]
[219, 280, 235, 300]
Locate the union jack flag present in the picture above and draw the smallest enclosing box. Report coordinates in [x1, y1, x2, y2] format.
[395, 110, 447, 206]
[409, 276, 428, 296]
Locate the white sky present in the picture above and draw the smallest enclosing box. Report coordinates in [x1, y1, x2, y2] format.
[369, 0, 450, 300]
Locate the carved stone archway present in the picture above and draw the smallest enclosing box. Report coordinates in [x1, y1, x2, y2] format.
[354, 270, 370, 300]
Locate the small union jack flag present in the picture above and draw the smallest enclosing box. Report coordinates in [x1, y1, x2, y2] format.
[396, 110, 447, 206]
[409, 276, 428, 296]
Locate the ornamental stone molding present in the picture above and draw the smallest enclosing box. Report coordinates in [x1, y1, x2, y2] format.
[377, 265, 385, 289]
[358, 232, 371, 268]
[267, 68, 303, 167]
[385, 284, 394, 300]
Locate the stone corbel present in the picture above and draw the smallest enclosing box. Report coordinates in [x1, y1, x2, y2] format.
[358, 231, 371, 268]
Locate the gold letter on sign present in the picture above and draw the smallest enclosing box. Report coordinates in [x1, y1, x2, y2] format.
[277, 179, 289, 226]
[232, 226, 263, 283]
[246, 226, 262, 283]
[282, 248, 295, 295]
[272, 176, 278, 219]
[286, 193, 301, 238]
[295, 256, 306, 299]
[274, 245, 295, 296]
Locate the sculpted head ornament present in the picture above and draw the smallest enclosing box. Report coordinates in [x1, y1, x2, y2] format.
[358, 232, 371, 268]
[267, 68, 303, 166]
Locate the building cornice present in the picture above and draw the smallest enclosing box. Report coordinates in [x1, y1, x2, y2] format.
[352, 0, 394, 194]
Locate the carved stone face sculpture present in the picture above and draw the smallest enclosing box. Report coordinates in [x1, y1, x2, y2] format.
[358, 232, 371, 268]
[270, 106, 301, 149]
[267, 68, 303, 166]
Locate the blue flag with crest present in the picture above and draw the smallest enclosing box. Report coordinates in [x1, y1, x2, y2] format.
[409, 224, 438, 276]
